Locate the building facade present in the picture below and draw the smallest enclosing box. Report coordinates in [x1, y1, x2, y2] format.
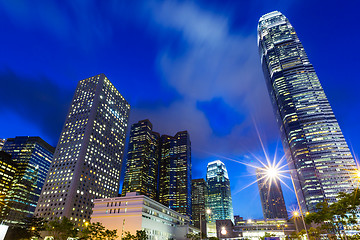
[206, 160, 234, 223]
[1, 137, 54, 225]
[0, 151, 17, 221]
[191, 178, 208, 233]
[91, 192, 198, 240]
[258, 11, 356, 212]
[122, 120, 160, 199]
[0, 139, 5, 150]
[256, 168, 288, 219]
[159, 131, 192, 218]
[34, 74, 130, 226]
[218, 218, 295, 240]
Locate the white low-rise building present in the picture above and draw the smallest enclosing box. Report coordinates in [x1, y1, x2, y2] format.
[91, 192, 198, 240]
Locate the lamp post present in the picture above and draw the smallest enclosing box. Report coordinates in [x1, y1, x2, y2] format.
[200, 209, 211, 240]
[290, 173, 310, 240]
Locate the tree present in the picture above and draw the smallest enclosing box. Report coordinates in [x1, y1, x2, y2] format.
[135, 230, 148, 240]
[4, 216, 47, 240]
[46, 217, 78, 240]
[305, 189, 360, 239]
[208, 237, 219, 240]
[259, 232, 276, 240]
[79, 222, 118, 240]
[122, 230, 148, 240]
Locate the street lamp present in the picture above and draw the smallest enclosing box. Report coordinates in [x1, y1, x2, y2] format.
[290, 173, 310, 240]
[221, 227, 227, 236]
[200, 209, 211, 240]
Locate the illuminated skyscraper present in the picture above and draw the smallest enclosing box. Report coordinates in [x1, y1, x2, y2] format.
[258, 11, 356, 212]
[1, 137, 54, 225]
[122, 119, 160, 199]
[159, 131, 192, 217]
[34, 74, 130, 225]
[0, 151, 17, 222]
[0, 139, 5, 150]
[206, 160, 234, 223]
[192, 178, 208, 232]
[256, 168, 288, 219]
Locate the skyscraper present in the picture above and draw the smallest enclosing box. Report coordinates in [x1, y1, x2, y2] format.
[0, 139, 5, 150]
[122, 119, 160, 199]
[1, 137, 54, 225]
[258, 11, 356, 212]
[256, 168, 288, 219]
[206, 160, 234, 223]
[192, 178, 208, 232]
[0, 151, 17, 221]
[159, 131, 192, 217]
[34, 74, 130, 225]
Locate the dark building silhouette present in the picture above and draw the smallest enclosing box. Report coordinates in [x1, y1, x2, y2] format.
[159, 131, 192, 218]
[256, 168, 288, 219]
[2, 137, 54, 226]
[122, 120, 160, 199]
[258, 11, 356, 212]
[35, 74, 130, 226]
[192, 178, 208, 232]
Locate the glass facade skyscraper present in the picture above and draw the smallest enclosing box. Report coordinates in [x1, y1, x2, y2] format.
[206, 160, 233, 223]
[122, 119, 160, 199]
[35, 74, 130, 225]
[0, 151, 17, 222]
[191, 178, 208, 232]
[256, 168, 288, 219]
[1, 136, 54, 225]
[159, 131, 192, 218]
[258, 11, 356, 212]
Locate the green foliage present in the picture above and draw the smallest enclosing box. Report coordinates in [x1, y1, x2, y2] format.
[208, 237, 219, 240]
[122, 230, 148, 240]
[45, 217, 78, 240]
[79, 222, 118, 240]
[259, 232, 276, 240]
[4, 216, 47, 240]
[305, 189, 360, 239]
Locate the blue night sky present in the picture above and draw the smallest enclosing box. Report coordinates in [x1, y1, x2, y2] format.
[1, 0, 360, 219]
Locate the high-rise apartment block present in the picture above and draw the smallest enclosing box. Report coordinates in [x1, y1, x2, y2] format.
[258, 11, 356, 212]
[256, 168, 288, 219]
[122, 120, 160, 199]
[0, 151, 17, 221]
[122, 120, 192, 218]
[1, 137, 54, 225]
[206, 160, 234, 223]
[191, 178, 208, 232]
[34, 74, 130, 225]
[159, 131, 192, 217]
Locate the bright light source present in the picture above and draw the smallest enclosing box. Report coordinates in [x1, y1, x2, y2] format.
[206, 209, 211, 214]
[293, 211, 299, 217]
[265, 166, 279, 179]
[221, 227, 227, 235]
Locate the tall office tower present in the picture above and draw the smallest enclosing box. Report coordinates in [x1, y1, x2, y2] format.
[206, 160, 234, 223]
[192, 178, 208, 231]
[256, 168, 288, 219]
[1, 137, 54, 225]
[159, 131, 192, 217]
[0, 151, 17, 221]
[122, 119, 160, 199]
[258, 11, 356, 212]
[34, 74, 130, 226]
[0, 139, 5, 150]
